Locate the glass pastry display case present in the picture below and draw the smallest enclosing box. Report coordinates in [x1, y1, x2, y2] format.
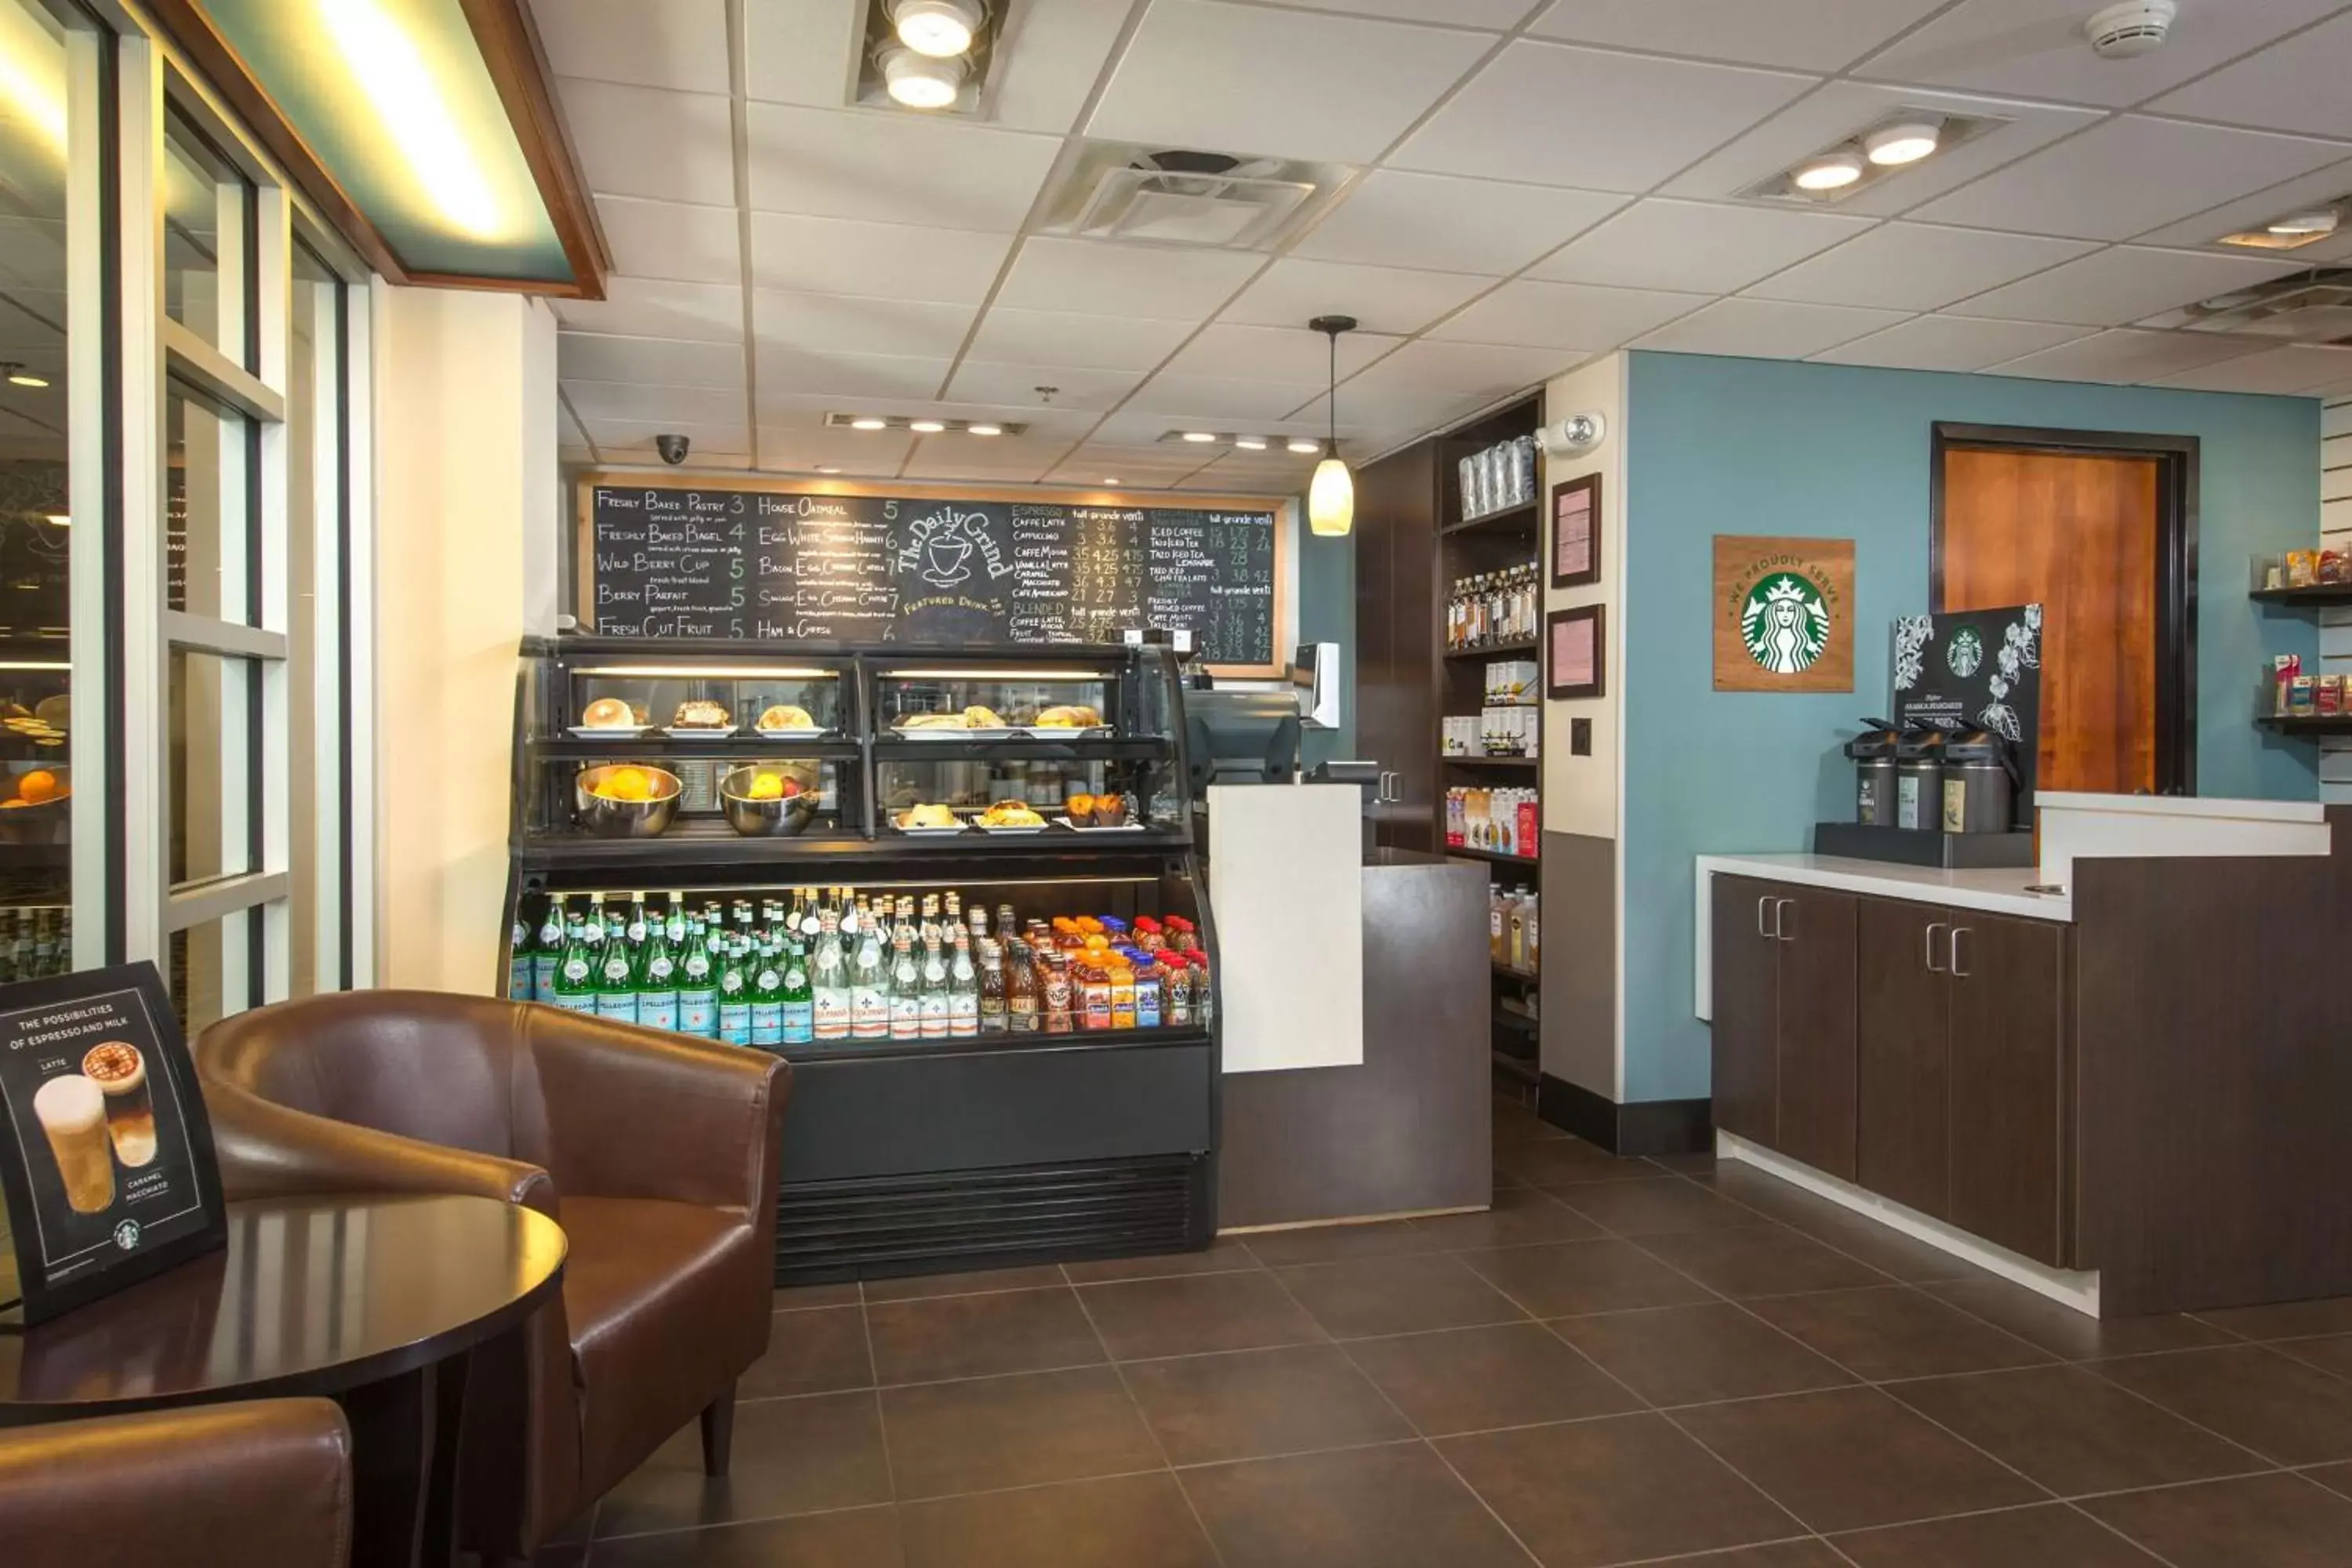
[502, 636, 1218, 1286]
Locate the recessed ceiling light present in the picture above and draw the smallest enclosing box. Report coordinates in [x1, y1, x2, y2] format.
[909, 419, 947, 434]
[1103, 477, 1121, 486]
[880, 44, 964, 109]
[1864, 120, 1940, 166]
[3, 364, 48, 388]
[815, 466, 841, 475]
[891, 0, 982, 58]
[1793, 149, 1865, 191]
[1287, 438, 1322, 455]
[850, 416, 889, 431]
[967, 423, 1004, 436]
[1181, 430, 1218, 444]
[2268, 209, 2341, 238]
[1236, 436, 1269, 451]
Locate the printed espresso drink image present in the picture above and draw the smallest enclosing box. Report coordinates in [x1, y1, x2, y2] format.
[32, 1073, 114, 1214]
[81, 1040, 156, 1167]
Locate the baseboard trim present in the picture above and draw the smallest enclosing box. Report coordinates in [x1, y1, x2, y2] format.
[1537, 1075, 1712, 1156]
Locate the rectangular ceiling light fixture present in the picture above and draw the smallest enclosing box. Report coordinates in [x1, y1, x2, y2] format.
[825, 413, 1029, 436]
[1739, 110, 2008, 206]
[855, 0, 1007, 115]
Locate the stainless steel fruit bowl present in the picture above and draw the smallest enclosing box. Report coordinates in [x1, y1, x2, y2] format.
[717, 764, 819, 837]
[574, 764, 681, 838]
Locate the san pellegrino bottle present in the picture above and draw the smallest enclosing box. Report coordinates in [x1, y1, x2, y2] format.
[889, 932, 922, 1040]
[624, 890, 651, 949]
[949, 929, 979, 1037]
[595, 906, 639, 1025]
[811, 908, 851, 1041]
[532, 893, 567, 1000]
[638, 902, 681, 1033]
[781, 935, 816, 1045]
[552, 916, 597, 1012]
[750, 938, 785, 1049]
[717, 935, 753, 1046]
[850, 908, 889, 1040]
[509, 912, 533, 1000]
[920, 935, 950, 1036]
[677, 916, 720, 1037]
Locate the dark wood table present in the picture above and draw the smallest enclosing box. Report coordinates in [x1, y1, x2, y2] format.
[0, 1193, 565, 1568]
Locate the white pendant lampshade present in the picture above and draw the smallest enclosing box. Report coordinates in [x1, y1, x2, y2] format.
[1306, 314, 1357, 539]
[1309, 452, 1354, 537]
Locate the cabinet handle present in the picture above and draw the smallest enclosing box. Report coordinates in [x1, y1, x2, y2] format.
[1775, 898, 1795, 942]
[1950, 926, 1971, 978]
[1756, 895, 1773, 938]
[1925, 921, 1948, 973]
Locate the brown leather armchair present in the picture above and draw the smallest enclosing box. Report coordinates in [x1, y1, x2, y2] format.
[0, 1398, 351, 1568]
[193, 992, 789, 1557]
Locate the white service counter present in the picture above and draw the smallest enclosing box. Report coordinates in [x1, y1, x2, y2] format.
[1204, 783, 1364, 1073]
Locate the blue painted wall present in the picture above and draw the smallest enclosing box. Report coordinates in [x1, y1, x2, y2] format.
[1622, 352, 2321, 1105]
[1295, 512, 1355, 768]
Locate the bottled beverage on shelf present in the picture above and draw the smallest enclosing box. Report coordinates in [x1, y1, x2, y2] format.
[811, 907, 850, 1041]
[978, 943, 1007, 1033]
[779, 936, 815, 1045]
[919, 934, 950, 1036]
[639, 900, 681, 1033]
[509, 913, 532, 1000]
[888, 930, 922, 1041]
[1006, 938, 1040, 1032]
[552, 914, 596, 1013]
[1446, 563, 1540, 652]
[677, 916, 720, 1037]
[531, 894, 567, 1000]
[750, 939, 785, 1049]
[1446, 786, 1540, 855]
[850, 909, 889, 1040]
[717, 935, 753, 1046]
[949, 930, 979, 1037]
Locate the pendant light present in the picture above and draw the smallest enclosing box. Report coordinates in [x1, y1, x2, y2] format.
[1307, 314, 1356, 538]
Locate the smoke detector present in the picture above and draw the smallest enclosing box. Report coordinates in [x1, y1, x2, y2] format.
[2085, 0, 2176, 59]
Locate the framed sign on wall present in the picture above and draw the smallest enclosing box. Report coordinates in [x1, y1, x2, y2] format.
[1713, 535, 1856, 693]
[1550, 473, 1601, 590]
[1548, 604, 1605, 700]
[0, 964, 227, 1327]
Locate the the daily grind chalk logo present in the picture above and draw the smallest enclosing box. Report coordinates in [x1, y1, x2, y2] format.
[1740, 574, 1832, 675]
[1712, 535, 1855, 694]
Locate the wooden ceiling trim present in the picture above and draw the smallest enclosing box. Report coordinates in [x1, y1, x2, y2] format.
[453, 0, 612, 301]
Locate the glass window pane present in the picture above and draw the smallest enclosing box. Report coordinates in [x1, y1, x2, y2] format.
[169, 910, 257, 1033]
[168, 387, 255, 622]
[169, 648, 261, 887]
[162, 111, 249, 368]
[288, 243, 335, 993]
[0, 0, 74, 949]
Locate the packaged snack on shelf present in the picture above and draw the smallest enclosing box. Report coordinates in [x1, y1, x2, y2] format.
[2290, 675, 2318, 717]
[2287, 550, 2320, 587]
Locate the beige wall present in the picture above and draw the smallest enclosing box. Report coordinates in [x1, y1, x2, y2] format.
[372, 284, 556, 993]
[1540, 354, 1627, 837]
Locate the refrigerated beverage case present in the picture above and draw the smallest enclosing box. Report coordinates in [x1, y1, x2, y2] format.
[532, 894, 567, 1000]
[949, 930, 978, 1037]
[750, 940, 785, 1049]
[811, 909, 850, 1041]
[639, 909, 680, 1032]
[888, 933, 922, 1040]
[677, 919, 720, 1037]
[851, 914, 890, 1040]
[717, 937, 753, 1046]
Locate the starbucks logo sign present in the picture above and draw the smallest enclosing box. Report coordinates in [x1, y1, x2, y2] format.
[1740, 573, 1832, 675]
[1946, 626, 1983, 677]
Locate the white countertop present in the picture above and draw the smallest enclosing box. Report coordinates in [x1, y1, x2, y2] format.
[2037, 791, 2325, 824]
[1697, 853, 2071, 923]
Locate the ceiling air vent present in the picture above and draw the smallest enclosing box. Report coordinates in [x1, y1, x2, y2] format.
[1038, 145, 1343, 250]
[2141, 269, 2352, 343]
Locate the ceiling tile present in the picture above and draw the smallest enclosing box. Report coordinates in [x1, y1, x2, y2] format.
[993, 238, 1266, 321]
[1428, 278, 1706, 350]
[1392, 40, 1817, 192]
[747, 212, 1014, 304]
[556, 79, 736, 206]
[964, 307, 1196, 371]
[1274, 0, 1534, 27]
[1910, 116, 2352, 241]
[1221, 257, 1494, 336]
[593, 195, 742, 285]
[1745, 223, 2097, 310]
[1084, 0, 1495, 165]
[1984, 328, 2270, 383]
[740, 0, 860, 108]
[1121, 372, 1325, 422]
[553, 278, 744, 343]
[1945, 245, 2307, 327]
[1853, 0, 2343, 111]
[562, 380, 747, 426]
[1290, 383, 1510, 439]
[1161, 322, 1404, 383]
[2149, 13, 2352, 139]
[1531, 198, 1875, 294]
[941, 361, 1144, 411]
[1632, 296, 1913, 358]
[580, 415, 751, 453]
[1529, 0, 1947, 71]
[752, 427, 916, 476]
[1806, 314, 2098, 371]
[1343, 339, 1581, 397]
[2133, 157, 2352, 248]
[1661, 83, 2102, 215]
[2150, 343, 2352, 394]
[755, 347, 954, 403]
[989, 0, 1138, 134]
[752, 290, 978, 358]
[530, 0, 730, 93]
[1291, 171, 1625, 276]
[899, 445, 1060, 483]
[558, 332, 744, 389]
[743, 103, 1063, 230]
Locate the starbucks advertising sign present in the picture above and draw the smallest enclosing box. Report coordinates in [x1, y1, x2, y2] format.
[1712, 536, 1855, 693]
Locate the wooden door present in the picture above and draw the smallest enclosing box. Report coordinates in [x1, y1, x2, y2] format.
[1857, 898, 1951, 1219]
[1710, 875, 1781, 1149]
[1945, 913, 2068, 1265]
[1773, 886, 1859, 1181]
[1939, 447, 2160, 794]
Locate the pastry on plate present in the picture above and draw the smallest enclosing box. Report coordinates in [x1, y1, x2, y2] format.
[673, 699, 732, 729]
[980, 800, 1047, 828]
[1064, 793, 1097, 825]
[963, 704, 1007, 728]
[1032, 704, 1102, 729]
[898, 711, 971, 731]
[756, 702, 816, 731]
[898, 802, 960, 829]
[581, 696, 637, 730]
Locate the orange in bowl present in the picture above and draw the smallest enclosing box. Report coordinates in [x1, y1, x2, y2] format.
[16, 770, 60, 805]
[599, 766, 653, 802]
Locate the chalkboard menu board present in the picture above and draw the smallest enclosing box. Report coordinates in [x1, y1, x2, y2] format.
[585, 484, 1281, 667]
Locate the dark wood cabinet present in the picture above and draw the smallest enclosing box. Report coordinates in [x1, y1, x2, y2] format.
[1711, 875, 1780, 1147]
[1946, 913, 2067, 1265]
[1857, 898, 1952, 1218]
[1353, 443, 1437, 853]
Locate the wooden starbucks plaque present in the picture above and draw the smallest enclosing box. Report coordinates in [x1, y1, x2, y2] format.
[1712, 535, 1855, 694]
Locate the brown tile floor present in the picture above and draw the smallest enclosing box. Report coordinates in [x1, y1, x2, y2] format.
[539, 1091, 2352, 1566]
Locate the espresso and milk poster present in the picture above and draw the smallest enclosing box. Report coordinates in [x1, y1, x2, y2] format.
[0, 963, 223, 1324]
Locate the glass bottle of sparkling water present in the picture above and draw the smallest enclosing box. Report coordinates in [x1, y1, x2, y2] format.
[920, 935, 950, 1036]
[888, 932, 922, 1041]
[532, 893, 567, 1000]
[637, 904, 680, 1032]
[750, 938, 785, 1049]
[811, 909, 851, 1041]
[677, 917, 720, 1037]
[717, 935, 753, 1046]
[595, 907, 640, 1025]
[509, 910, 533, 1000]
[948, 928, 979, 1037]
[781, 935, 816, 1045]
[851, 910, 890, 1040]
[552, 916, 597, 1012]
